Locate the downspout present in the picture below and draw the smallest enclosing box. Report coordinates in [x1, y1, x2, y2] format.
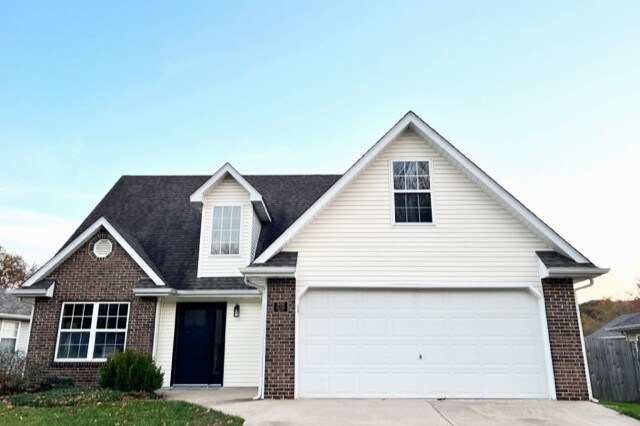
[244, 276, 267, 400]
[574, 278, 597, 402]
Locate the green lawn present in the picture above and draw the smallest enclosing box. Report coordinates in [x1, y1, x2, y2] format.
[0, 388, 243, 425]
[601, 400, 640, 420]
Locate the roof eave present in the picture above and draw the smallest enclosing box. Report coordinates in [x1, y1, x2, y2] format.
[240, 266, 296, 278]
[546, 267, 610, 279]
[9, 282, 55, 298]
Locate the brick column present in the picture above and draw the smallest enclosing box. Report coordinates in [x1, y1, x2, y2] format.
[542, 278, 590, 400]
[264, 277, 296, 399]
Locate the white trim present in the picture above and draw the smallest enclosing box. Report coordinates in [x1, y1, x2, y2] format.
[9, 283, 56, 298]
[132, 288, 261, 298]
[21, 217, 166, 287]
[255, 111, 590, 264]
[54, 301, 131, 363]
[546, 267, 610, 278]
[209, 204, 243, 256]
[0, 313, 32, 321]
[243, 276, 267, 400]
[189, 163, 271, 223]
[240, 266, 296, 277]
[152, 299, 161, 360]
[575, 292, 594, 400]
[294, 281, 539, 291]
[536, 291, 557, 399]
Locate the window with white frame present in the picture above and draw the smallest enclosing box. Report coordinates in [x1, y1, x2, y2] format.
[392, 160, 433, 223]
[0, 320, 19, 352]
[56, 302, 129, 361]
[211, 205, 241, 255]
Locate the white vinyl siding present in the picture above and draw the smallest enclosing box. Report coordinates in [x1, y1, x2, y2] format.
[251, 211, 262, 262]
[154, 299, 261, 388]
[285, 129, 552, 287]
[16, 320, 30, 353]
[198, 177, 253, 277]
[155, 300, 176, 388]
[223, 299, 261, 387]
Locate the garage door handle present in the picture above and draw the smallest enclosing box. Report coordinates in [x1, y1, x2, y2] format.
[419, 354, 422, 360]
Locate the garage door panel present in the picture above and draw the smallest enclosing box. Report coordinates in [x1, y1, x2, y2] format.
[299, 289, 549, 398]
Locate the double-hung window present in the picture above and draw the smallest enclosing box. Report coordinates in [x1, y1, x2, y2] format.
[392, 160, 433, 223]
[56, 302, 129, 361]
[211, 205, 241, 255]
[0, 320, 19, 352]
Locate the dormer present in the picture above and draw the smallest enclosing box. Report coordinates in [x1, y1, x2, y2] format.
[190, 163, 271, 277]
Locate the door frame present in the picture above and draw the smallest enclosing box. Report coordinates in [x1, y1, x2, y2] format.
[170, 302, 227, 386]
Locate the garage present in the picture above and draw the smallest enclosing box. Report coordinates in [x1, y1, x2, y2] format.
[298, 289, 550, 398]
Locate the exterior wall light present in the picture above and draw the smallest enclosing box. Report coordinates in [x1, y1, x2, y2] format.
[234, 303, 240, 318]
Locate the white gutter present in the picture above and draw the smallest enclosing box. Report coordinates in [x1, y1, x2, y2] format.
[574, 278, 597, 402]
[0, 313, 32, 321]
[546, 267, 610, 279]
[244, 276, 267, 400]
[133, 288, 260, 297]
[9, 283, 55, 298]
[239, 266, 296, 277]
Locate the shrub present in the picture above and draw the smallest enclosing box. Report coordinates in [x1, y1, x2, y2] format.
[0, 349, 45, 395]
[99, 349, 163, 392]
[39, 375, 75, 391]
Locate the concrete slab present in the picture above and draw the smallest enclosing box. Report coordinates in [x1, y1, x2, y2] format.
[163, 389, 640, 426]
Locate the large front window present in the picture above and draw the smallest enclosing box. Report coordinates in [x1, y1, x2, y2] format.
[392, 160, 433, 223]
[211, 205, 241, 255]
[0, 320, 19, 352]
[56, 302, 129, 361]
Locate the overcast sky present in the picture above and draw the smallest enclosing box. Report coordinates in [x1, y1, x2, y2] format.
[1, 1, 638, 302]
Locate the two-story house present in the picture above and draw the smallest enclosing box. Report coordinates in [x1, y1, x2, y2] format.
[12, 112, 607, 400]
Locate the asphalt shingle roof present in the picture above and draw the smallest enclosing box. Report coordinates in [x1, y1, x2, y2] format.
[536, 251, 596, 268]
[249, 251, 298, 268]
[607, 312, 640, 332]
[63, 175, 340, 290]
[0, 288, 32, 317]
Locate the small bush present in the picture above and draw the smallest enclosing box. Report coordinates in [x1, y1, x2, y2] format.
[99, 349, 163, 392]
[0, 350, 45, 395]
[39, 376, 75, 391]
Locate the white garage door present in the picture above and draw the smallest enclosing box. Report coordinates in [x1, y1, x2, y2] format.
[299, 289, 550, 398]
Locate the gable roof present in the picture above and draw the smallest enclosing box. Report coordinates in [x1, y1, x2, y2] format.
[190, 163, 271, 222]
[607, 312, 640, 333]
[0, 288, 32, 319]
[53, 175, 339, 289]
[20, 217, 167, 288]
[254, 111, 592, 264]
[587, 313, 639, 339]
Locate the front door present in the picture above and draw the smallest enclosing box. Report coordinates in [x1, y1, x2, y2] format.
[173, 303, 226, 385]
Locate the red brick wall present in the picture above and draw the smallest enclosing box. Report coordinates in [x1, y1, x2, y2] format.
[264, 277, 296, 399]
[542, 278, 590, 400]
[27, 231, 157, 386]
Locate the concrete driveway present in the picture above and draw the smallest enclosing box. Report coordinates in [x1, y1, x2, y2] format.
[163, 388, 639, 426]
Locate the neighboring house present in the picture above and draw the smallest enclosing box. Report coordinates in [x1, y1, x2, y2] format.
[0, 288, 32, 353]
[587, 313, 640, 341]
[11, 112, 608, 400]
[605, 313, 640, 341]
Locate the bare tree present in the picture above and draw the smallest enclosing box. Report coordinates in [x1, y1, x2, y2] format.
[0, 246, 37, 289]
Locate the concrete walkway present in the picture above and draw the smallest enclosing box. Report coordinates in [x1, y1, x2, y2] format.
[163, 388, 639, 426]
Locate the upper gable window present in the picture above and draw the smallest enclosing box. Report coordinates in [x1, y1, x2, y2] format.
[392, 161, 433, 223]
[211, 205, 241, 255]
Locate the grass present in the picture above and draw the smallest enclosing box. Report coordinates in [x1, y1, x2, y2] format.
[601, 400, 640, 420]
[0, 388, 243, 425]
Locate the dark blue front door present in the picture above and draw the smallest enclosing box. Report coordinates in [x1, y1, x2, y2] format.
[172, 303, 226, 385]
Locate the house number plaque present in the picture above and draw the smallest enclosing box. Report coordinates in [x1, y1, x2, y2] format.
[273, 301, 288, 312]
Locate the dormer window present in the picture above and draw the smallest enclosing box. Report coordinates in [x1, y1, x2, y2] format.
[211, 205, 242, 255]
[392, 160, 433, 223]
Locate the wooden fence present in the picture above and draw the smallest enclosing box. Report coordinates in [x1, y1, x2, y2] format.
[586, 337, 640, 401]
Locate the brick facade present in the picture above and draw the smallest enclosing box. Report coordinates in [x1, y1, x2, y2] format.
[542, 278, 590, 400]
[27, 231, 157, 386]
[264, 277, 296, 399]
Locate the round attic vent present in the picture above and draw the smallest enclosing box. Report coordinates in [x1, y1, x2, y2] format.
[93, 238, 113, 258]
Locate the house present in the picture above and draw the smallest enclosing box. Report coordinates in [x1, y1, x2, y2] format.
[11, 112, 608, 400]
[586, 313, 640, 341]
[0, 288, 32, 353]
[604, 313, 640, 341]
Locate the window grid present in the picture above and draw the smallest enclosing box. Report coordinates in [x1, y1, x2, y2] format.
[0, 320, 19, 352]
[55, 302, 129, 361]
[392, 161, 433, 223]
[211, 205, 242, 255]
